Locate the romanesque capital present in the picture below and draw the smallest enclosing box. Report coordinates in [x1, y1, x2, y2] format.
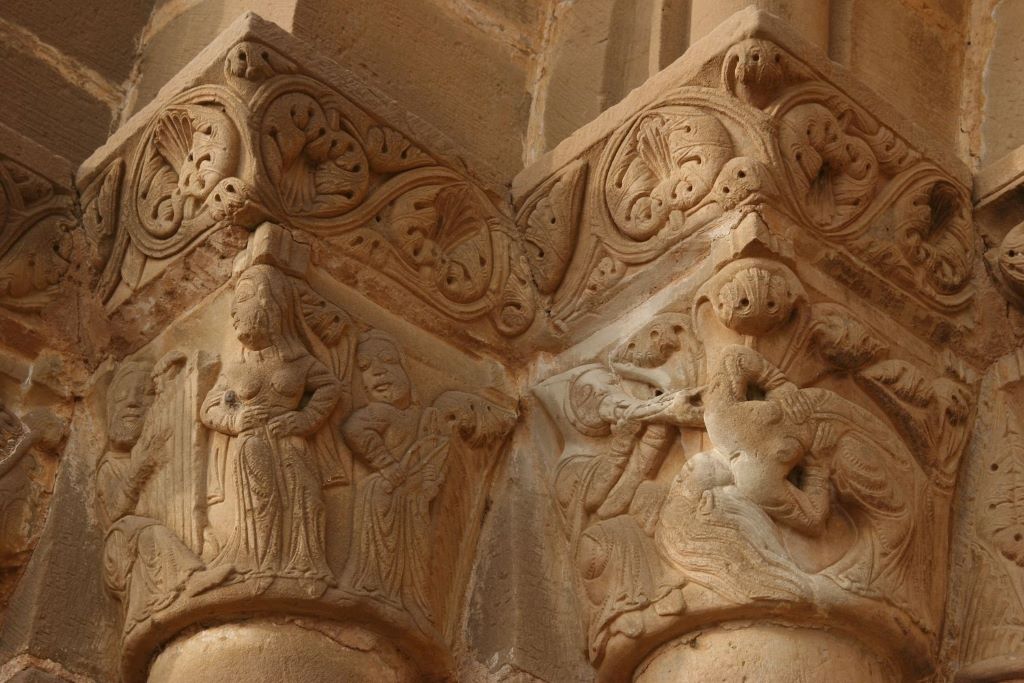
[78, 15, 539, 362]
[515, 9, 978, 681]
[6, 15, 521, 682]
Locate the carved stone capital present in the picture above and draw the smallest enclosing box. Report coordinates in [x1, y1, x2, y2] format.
[519, 9, 979, 681]
[86, 220, 517, 680]
[78, 15, 538, 361]
[513, 9, 974, 354]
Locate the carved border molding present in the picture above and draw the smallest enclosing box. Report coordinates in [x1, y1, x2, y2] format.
[78, 18, 536, 360]
[513, 10, 977, 352]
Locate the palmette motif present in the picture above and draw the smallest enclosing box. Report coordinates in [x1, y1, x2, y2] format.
[517, 38, 974, 330]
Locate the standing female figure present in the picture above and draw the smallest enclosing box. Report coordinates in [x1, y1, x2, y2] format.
[202, 263, 344, 595]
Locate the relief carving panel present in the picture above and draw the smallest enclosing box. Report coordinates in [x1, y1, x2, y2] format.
[0, 10, 999, 683]
[515, 37, 975, 339]
[82, 37, 537, 347]
[0, 155, 75, 315]
[95, 223, 516, 679]
[536, 245, 973, 680]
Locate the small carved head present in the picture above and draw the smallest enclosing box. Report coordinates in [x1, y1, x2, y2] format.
[714, 266, 796, 335]
[997, 222, 1024, 294]
[106, 361, 154, 450]
[231, 265, 287, 351]
[810, 308, 885, 371]
[225, 42, 277, 82]
[357, 331, 412, 407]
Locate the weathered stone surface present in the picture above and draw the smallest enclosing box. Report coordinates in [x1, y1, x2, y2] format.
[292, 0, 533, 180]
[0, 41, 114, 166]
[4, 3, 1024, 682]
[1, 0, 153, 83]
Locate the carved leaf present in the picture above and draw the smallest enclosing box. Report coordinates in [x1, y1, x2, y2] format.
[605, 108, 733, 241]
[895, 181, 973, 296]
[365, 126, 432, 173]
[261, 92, 369, 217]
[521, 160, 586, 295]
[778, 103, 878, 229]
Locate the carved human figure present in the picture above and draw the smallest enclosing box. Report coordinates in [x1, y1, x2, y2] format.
[658, 345, 931, 622]
[341, 330, 448, 628]
[201, 263, 343, 595]
[96, 357, 224, 632]
[552, 317, 701, 660]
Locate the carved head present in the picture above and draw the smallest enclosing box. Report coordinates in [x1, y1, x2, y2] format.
[357, 331, 412, 407]
[997, 222, 1024, 294]
[106, 361, 154, 450]
[231, 265, 288, 351]
[714, 266, 797, 336]
[810, 307, 885, 371]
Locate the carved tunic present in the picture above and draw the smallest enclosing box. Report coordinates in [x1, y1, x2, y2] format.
[342, 401, 447, 626]
[202, 348, 342, 588]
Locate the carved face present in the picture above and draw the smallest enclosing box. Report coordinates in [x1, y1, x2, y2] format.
[357, 337, 411, 406]
[107, 366, 153, 450]
[715, 267, 796, 336]
[998, 222, 1024, 290]
[231, 269, 282, 351]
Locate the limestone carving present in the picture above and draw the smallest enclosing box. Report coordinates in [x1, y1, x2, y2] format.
[201, 236, 350, 596]
[18, 12, 1000, 683]
[342, 330, 516, 631]
[131, 102, 251, 256]
[0, 405, 64, 610]
[249, 77, 534, 335]
[987, 219, 1024, 309]
[520, 37, 974, 330]
[946, 351, 1024, 678]
[96, 354, 228, 633]
[90, 220, 517, 679]
[82, 159, 125, 303]
[0, 156, 74, 313]
[85, 43, 536, 339]
[537, 252, 973, 678]
[515, 160, 586, 295]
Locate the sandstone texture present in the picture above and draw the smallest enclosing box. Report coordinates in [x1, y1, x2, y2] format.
[1, 2, 1024, 682]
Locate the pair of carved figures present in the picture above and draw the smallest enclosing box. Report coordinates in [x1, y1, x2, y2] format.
[96, 224, 509, 636]
[541, 257, 972, 668]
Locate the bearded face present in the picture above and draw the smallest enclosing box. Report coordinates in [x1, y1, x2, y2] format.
[107, 367, 153, 450]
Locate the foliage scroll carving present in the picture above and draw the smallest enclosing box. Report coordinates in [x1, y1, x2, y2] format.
[84, 45, 535, 338]
[516, 37, 975, 330]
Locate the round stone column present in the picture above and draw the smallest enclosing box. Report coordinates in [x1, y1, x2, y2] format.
[633, 625, 898, 682]
[147, 619, 418, 683]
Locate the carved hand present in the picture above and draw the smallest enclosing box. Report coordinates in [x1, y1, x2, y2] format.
[662, 388, 705, 427]
[380, 462, 405, 493]
[236, 406, 270, 432]
[268, 411, 307, 438]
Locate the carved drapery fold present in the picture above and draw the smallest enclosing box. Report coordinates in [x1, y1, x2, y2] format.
[0, 9, 1003, 683]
